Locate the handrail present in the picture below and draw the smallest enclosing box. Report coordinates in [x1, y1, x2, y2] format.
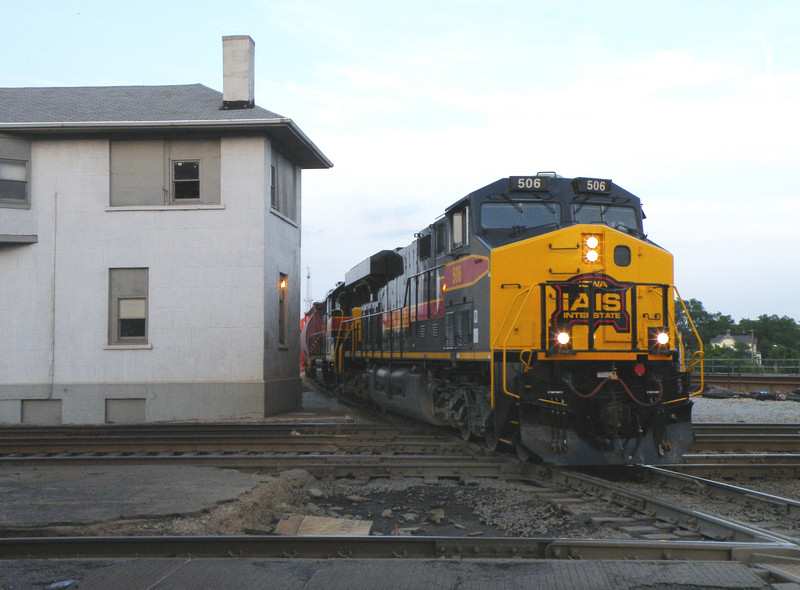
[489, 281, 706, 408]
[490, 285, 537, 407]
[339, 303, 414, 358]
[329, 308, 346, 377]
[671, 286, 704, 397]
[491, 286, 533, 349]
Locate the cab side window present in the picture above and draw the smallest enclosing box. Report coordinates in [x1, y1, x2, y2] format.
[434, 221, 446, 255]
[450, 206, 469, 250]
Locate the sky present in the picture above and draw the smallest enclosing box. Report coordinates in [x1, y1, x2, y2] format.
[3, 0, 800, 322]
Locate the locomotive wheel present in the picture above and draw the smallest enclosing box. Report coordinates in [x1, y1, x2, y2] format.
[459, 420, 471, 441]
[484, 420, 498, 451]
[514, 433, 532, 462]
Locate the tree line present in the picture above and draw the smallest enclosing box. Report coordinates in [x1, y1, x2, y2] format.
[674, 299, 800, 359]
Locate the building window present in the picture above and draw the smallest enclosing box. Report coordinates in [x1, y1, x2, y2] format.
[109, 268, 148, 345]
[270, 165, 277, 209]
[110, 140, 220, 206]
[270, 149, 299, 221]
[118, 298, 147, 339]
[279, 273, 288, 346]
[0, 159, 28, 206]
[172, 160, 200, 200]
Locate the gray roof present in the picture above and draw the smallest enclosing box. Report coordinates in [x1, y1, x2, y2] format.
[0, 84, 331, 169]
[0, 84, 282, 123]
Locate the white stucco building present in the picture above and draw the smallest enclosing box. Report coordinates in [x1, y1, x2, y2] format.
[0, 36, 332, 424]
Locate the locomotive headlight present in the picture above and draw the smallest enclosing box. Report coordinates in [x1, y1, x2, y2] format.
[648, 327, 670, 354]
[548, 327, 573, 355]
[583, 234, 602, 264]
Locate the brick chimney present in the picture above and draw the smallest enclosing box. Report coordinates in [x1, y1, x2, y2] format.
[222, 35, 255, 109]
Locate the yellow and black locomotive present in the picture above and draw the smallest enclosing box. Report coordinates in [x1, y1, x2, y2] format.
[302, 174, 704, 465]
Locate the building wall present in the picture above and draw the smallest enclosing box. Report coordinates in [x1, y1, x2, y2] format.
[0, 135, 301, 423]
[263, 142, 303, 414]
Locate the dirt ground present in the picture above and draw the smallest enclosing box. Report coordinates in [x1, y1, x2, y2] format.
[37, 468, 635, 540]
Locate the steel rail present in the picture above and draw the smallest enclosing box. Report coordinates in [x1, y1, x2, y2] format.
[691, 436, 800, 453]
[694, 423, 800, 434]
[0, 438, 468, 456]
[683, 453, 800, 464]
[0, 422, 442, 438]
[692, 423, 800, 453]
[520, 464, 790, 544]
[0, 422, 469, 456]
[639, 465, 800, 523]
[4, 421, 795, 437]
[5, 419, 800, 453]
[0, 534, 796, 562]
[0, 453, 529, 477]
[674, 454, 800, 478]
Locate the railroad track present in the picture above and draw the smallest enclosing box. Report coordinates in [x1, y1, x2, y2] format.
[676, 454, 800, 479]
[0, 422, 474, 457]
[0, 453, 528, 478]
[3, 422, 800, 471]
[3, 421, 798, 454]
[0, 534, 796, 562]
[692, 423, 800, 453]
[4, 461, 800, 585]
[634, 465, 800, 521]
[4, 422, 800, 585]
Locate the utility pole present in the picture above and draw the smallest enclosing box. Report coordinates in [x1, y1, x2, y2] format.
[304, 266, 313, 312]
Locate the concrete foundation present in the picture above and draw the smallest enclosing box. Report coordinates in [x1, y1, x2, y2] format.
[0, 381, 274, 424]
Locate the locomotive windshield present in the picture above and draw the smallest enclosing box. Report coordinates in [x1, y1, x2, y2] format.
[480, 202, 561, 232]
[572, 204, 639, 233]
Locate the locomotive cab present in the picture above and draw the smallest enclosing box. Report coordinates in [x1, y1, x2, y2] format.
[483, 175, 702, 464]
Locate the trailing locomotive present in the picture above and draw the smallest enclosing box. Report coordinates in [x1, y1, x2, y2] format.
[302, 174, 704, 465]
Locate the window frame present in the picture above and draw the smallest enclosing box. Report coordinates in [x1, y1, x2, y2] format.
[450, 206, 469, 250]
[479, 201, 562, 231]
[108, 268, 149, 346]
[571, 203, 640, 232]
[0, 157, 30, 209]
[270, 165, 278, 209]
[117, 297, 147, 341]
[171, 159, 201, 202]
[270, 149, 299, 222]
[109, 139, 220, 207]
[278, 273, 288, 347]
[434, 221, 447, 255]
[418, 233, 432, 261]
